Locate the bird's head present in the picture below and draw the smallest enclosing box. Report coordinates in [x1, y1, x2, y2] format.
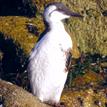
[43, 2, 83, 23]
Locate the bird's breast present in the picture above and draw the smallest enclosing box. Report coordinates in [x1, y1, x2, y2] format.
[47, 30, 73, 51]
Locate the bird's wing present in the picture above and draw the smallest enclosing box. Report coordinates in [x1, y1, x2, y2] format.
[37, 24, 50, 42]
[65, 49, 72, 71]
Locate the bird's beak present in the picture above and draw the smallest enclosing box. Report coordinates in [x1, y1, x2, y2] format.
[61, 6, 83, 18]
[69, 12, 83, 18]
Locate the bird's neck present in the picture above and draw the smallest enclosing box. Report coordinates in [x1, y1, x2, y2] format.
[49, 21, 65, 31]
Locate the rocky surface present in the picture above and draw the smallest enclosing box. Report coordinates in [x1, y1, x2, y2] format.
[0, 0, 107, 58]
[0, 78, 107, 107]
[0, 80, 51, 107]
[61, 87, 107, 107]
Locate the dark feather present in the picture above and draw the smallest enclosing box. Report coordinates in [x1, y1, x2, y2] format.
[66, 49, 72, 71]
[37, 19, 50, 42]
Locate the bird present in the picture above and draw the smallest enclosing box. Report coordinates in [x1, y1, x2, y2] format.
[27, 2, 82, 107]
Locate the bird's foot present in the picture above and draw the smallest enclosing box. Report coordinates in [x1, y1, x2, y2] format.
[53, 102, 66, 107]
[45, 101, 66, 107]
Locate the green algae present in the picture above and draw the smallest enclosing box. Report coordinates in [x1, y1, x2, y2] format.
[0, 16, 44, 55]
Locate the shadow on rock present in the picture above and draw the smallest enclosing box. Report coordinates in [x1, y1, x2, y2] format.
[0, 32, 29, 88]
[0, 0, 37, 17]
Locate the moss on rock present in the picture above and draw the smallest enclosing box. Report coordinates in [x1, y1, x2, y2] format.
[61, 88, 107, 107]
[1, 0, 107, 56]
[0, 16, 44, 55]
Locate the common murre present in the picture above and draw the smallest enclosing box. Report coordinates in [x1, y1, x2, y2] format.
[28, 2, 82, 107]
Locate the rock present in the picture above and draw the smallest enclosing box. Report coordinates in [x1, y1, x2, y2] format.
[71, 71, 104, 87]
[0, 79, 107, 107]
[0, 80, 51, 107]
[0, 0, 107, 55]
[0, 0, 36, 17]
[61, 88, 107, 107]
[0, 16, 43, 55]
[1, 0, 107, 56]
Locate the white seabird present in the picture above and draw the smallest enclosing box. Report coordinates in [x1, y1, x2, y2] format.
[27, 2, 82, 106]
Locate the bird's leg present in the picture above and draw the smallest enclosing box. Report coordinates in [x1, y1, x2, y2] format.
[45, 101, 66, 107]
